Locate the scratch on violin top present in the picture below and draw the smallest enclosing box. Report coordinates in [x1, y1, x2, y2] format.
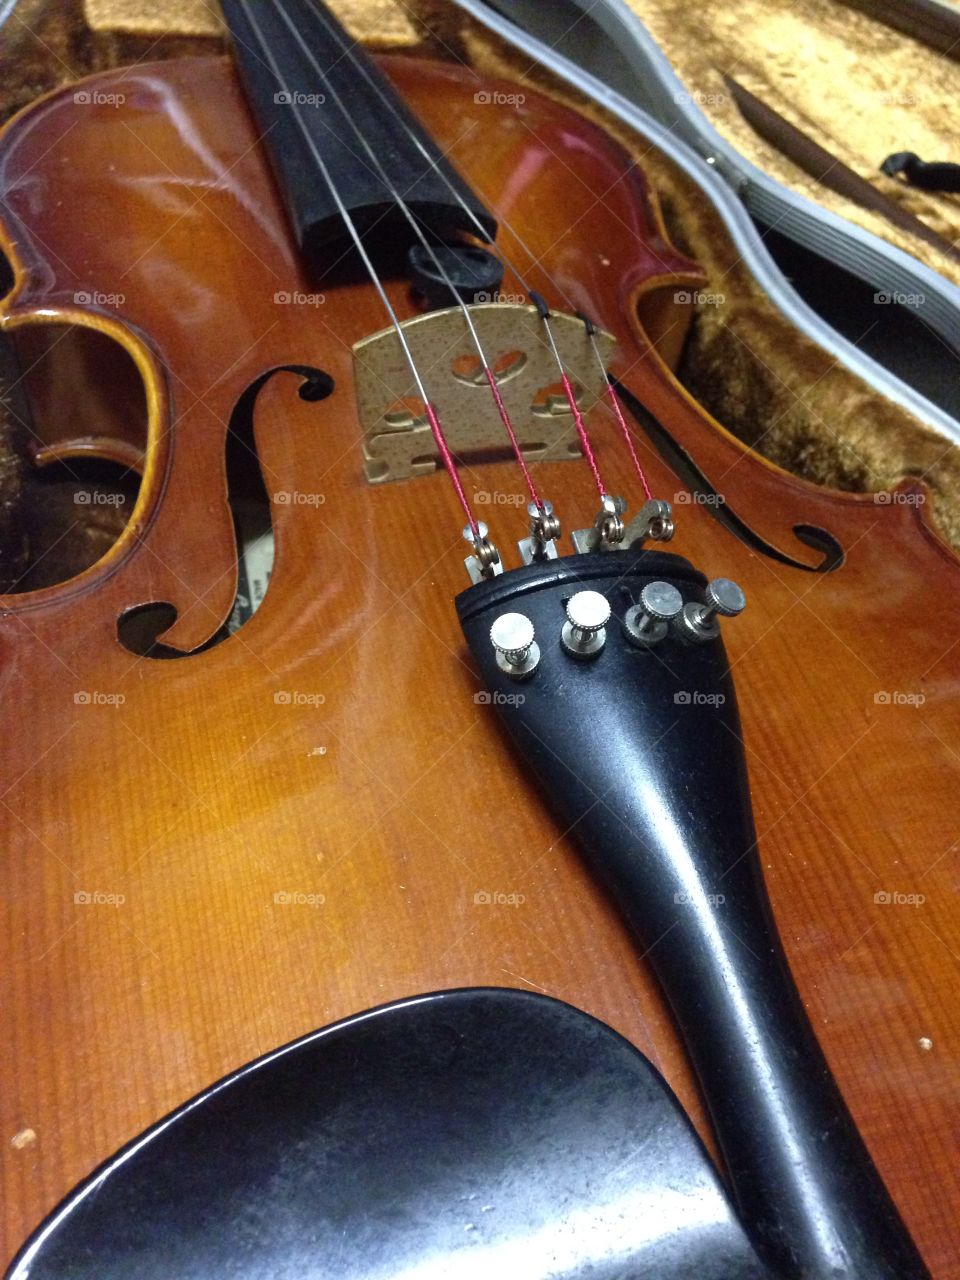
[499, 967, 547, 993]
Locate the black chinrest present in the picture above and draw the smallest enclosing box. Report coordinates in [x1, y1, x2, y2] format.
[8, 988, 768, 1279]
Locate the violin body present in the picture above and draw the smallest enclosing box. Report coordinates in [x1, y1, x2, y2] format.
[0, 48, 957, 1274]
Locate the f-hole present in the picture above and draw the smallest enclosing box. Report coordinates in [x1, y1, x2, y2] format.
[612, 378, 845, 574]
[0, 319, 146, 594]
[0, 247, 14, 302]
[118, 365, 333, 658]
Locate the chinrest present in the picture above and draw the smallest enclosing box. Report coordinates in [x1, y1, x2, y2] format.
[8, 988, 768, 1279]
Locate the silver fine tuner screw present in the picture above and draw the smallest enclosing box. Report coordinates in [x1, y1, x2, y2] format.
[680, 577, 746, 642]
[561, 589, 610, 659]
[529, 499, 560, 543]
[624, 581, 684, 647]
[490, 612, 540, 679]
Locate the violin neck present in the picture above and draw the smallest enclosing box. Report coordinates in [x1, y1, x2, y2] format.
[220, 0, 497, 265]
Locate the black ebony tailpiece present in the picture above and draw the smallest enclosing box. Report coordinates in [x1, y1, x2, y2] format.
[458, 548, 929, 1280]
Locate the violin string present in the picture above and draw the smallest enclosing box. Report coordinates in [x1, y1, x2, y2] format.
[234, 0, 482, 539]
[299, 0, 651, 503]
[265, 0, 546, 516]
[591, 332, 653, 502]
[537, 317, 606, 498]
[288, 0, 609, 502]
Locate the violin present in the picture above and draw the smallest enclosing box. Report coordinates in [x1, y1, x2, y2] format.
[0, 0, 956, 1275]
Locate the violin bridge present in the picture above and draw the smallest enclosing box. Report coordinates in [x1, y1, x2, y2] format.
[352, 304, 616, 485]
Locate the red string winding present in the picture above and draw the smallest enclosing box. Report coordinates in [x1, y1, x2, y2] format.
[561, 373, 605, 498]
[605, 381, 652, 501]
[425, 401, 479, 537]
[484, 366, 542, 510]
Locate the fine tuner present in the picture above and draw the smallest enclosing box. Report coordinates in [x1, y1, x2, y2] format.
[561, 589, 611, 659]
[488, 577, 747, 678]
[465, 492, 679, 585]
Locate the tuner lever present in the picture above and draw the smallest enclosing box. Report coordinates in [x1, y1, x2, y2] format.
[680, 578, 746, 642]
[518, 500, 561, 565]
[490, 612, 540, 679]
[624, 581, 683, 647]
[464, 522, 502, 585]
[562, 590, 611, 659]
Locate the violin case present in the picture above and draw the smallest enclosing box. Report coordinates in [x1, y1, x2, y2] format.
[2, 0, 960, 587]
[463, 0, 960, 437]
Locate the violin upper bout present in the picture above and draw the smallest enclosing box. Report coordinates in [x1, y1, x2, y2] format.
[0, 59, 266, 646]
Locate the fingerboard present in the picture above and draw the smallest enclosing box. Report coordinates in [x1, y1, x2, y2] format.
[221, 0, 497, 265]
